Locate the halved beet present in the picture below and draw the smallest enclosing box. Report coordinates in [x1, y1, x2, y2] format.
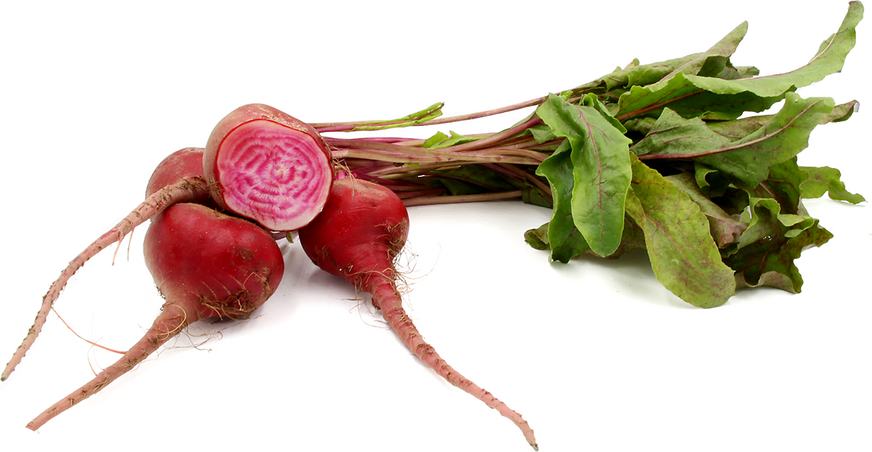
[204, 103, 333, 231]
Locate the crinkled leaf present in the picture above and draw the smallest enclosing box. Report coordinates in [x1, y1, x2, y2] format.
[737, 198, 816, 249]
[625, 153, 736, 308]
[800, 166, 866, 204]
[727, 221, 833, 293]
[524, 223, 550, 251]
[535, 93, 632, 257]
[694, 164, 731, 198]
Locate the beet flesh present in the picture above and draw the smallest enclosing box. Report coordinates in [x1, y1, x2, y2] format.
[204, 103, 333, 232]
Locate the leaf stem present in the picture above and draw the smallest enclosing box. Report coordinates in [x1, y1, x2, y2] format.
[402, 191, 523, 207]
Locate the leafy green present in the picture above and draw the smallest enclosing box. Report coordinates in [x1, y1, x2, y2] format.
[336, 3, 864, 309]
[727, 216, 833, 293]
[630, 108, 731, 157]
[591, 21, 749, 93]
[422, 164, 518, 196]
[801, 166, 866, 203]
[423, 130, 480, 149]
[535, 93, 633, 257]
[535, 140, 589, 262]
[325, 102, 443, 132]
[665, 172, 747, 249]
[625, 154, 736, 308]
[636, 93, 836, 190]
[516, 2, 864, 307]
[613, 1, 861, 121]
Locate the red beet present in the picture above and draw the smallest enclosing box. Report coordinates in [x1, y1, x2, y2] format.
[26, 203, 284, 430]
[298, 178, 538, 449]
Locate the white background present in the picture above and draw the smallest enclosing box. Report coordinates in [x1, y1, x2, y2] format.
[1, 1, 869, 451]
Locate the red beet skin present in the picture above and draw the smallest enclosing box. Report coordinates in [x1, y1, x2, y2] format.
[204, 103, 333, 232]
[145, 147, 219, 209]
[298, 178, 538, 449]
[25, 203, 284, 430]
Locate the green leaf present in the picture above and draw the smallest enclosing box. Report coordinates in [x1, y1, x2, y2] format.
[800, 166, 866, 204]
[659, 22, 749, 81]
[623, 117, 657, 136]
[615, 1, 862, 120]
[630, 108, 731, 156]
[535, 140, 590, 262]
[423, 164, 518, 196]
[712, 63, 760, 81]
[638, 93, 835, 189]
[694, 164, 730, 197]
[737, 198, 816, 249]
[817, 100, 860, 124]
[517, 178, 554, 209]
[698, 94, 834, 188]
[535, 93, 633, 257]
[625, 153, 736, 308]
[707, 115, 771, 140]
[665, 172, 747, 249]
[765, 157, 808, 214]
[527, 123, 558, 144]
[727, 220, 833, 293]
[422, 130, 479, 149]
[616, 71, 787, 120]
[524, 223, 550, 251]
[596, 21, 748, 92]
[422, 131, 449, 149]
[346, 102, 444, 131]
[604, 216, 647, 258]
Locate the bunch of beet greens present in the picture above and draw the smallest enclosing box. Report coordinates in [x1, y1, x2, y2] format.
[314, 1, 865, 309]
[1, 2, 864, 450]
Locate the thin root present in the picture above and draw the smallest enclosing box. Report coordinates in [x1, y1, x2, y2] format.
[51, 307, 125, 355]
